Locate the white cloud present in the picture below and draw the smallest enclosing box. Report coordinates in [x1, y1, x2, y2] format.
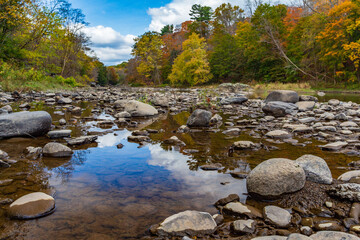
[147, 0, 242, 32]
[82, 25, 136, 65]
[147, 0, 292, 32]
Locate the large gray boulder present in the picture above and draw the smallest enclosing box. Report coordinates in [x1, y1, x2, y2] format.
[295, 155, 332, 184]
[247, 158, 306, 199]
[157, 210, 217, 237]
[0, 111, 52, 138]
[187, 109, 212, 128]
[265, 90, 299, 103]
[262, 101, 298, 117]
[8, 192, 55, 219]
[124, 100, 158, 117]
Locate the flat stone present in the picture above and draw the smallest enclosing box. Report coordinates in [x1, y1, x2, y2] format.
[299, 117, 316, 124]
[127, 135, 150, 142]
[66, 136, 98, 145]
[233, 141, 256, 150]
[43, 142, 73, 158]
[339, 171, 360, 182]
[328, 183, 360, 201]
[157, 210, 217, 237]
[223, 202, 262, 218]
[200, 163, 222, 171]
[263, 101, 298, 117]
[214, 194, 240, 207]
[47, 130, 72, 139]
[266, 130, 291, 139]
[264, 205, 291, 228]
[321, 141, 348, 151]
[8, 192, 55, 219]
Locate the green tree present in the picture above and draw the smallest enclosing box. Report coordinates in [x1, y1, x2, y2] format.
[132, 31, 163, 85]
[160, 24, 174, 36]
[189, 4, 213, 38]
[213, 3, 244, 35]
[169, 33, 212, 86]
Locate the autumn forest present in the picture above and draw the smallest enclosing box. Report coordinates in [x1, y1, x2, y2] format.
[1, 0, 360, 90]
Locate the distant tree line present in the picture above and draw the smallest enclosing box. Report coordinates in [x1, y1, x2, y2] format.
[126, 0, 360, 87]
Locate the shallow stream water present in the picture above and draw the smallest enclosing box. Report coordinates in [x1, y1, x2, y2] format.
[0, 92, 359, 239]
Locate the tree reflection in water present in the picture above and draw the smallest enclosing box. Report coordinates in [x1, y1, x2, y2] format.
[52, 150, 90, 183]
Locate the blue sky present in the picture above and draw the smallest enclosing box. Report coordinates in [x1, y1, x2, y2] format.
[70, 0, 290, 65]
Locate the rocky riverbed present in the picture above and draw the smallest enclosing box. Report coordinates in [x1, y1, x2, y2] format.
[0, 84, 360, 239]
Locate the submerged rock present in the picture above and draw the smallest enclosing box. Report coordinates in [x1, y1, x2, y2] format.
[223, 202, 262, 218]
[186, 109, 212, 128]
[295, 155, 332, 184]
[156, 210, 217, 237]
[247, 158, 306, 199]
[0, 111, 52, 138]
[8, 192, 55, 219]
[43, 142, 73, 158]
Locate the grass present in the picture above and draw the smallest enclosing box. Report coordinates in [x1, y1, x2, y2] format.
[252, 82, 313, 92]
[0, 62, 82, 92]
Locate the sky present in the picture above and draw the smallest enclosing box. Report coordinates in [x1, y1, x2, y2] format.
[69, 0, 290, 65]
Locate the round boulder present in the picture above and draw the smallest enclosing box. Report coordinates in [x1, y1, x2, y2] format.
[43, 142, 73, 157]
[8, 192, 55, 219]
[124, 100, 158, 117]
[246, 158, 306, 199]
[186, 109, 212, 128]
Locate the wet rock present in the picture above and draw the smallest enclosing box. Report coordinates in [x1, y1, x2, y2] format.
[350, 225, 360, 233]
[156, 210, 217, 237]
[295, 155, 332, 184]
[59, 118, 66, 125]
[212, 214, 224, 225]
[66, 136, 98, 145]
[264, 206, 291, 228]
[299, 95, 318, 102]
[223, 202, 262, 218]
[124, 100, 158, 117]
[127, 135, 150, 142]
[209, 114, 222, 126]
[71, 107, 81, 115]
[43, 142, 73, 158]
[0, 198, 13, 205]
[328, 183, 360, 201]
[24, 147, 42, 160]
[321, 141, 348, 151]
[116, 143, 124, 149]
[339, 171, 360, 182]
[0, 150, 9, 160]
[233, 141, 256, 150]
[163, 136, 185, 146]
[58, 97, 72, 104]
[186, 109, 212, 128]
[350, 203, 360, 220]
[300, 226, 313, 236]
[296, 101, 315, 112]
[214, 194, 240, 207]
[344, 218, 358, 229]
[310, 231, 359, 240]
[315, 221, 343, 231]
[263, 101, 298, 117]
[47, 130, 72, 139]
[232, 219, 255, 234]
[0, 111, 52, 138]
[115, 111, 131, 119]
[247, 158, 306, 199]
[266, 130, 291, 139]
[220, 96, 248, 105]
[0, 179, 13, 186]
[265, 90, 299, 103]
[200, 163, 222, 171]
[8, 192, 55, 219]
